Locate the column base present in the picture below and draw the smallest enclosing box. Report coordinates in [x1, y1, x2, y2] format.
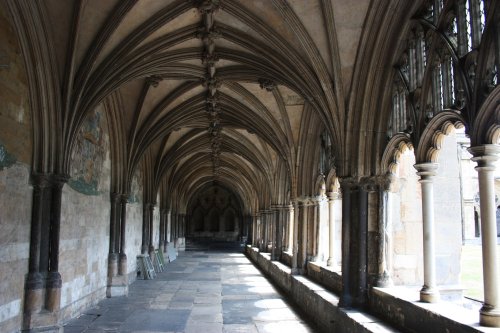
[420, 286, 440, 303]
[108, 253, 118, 278]
[106, 274, 129, 298]
[291, 268, 300, 275]
[149, 247, 156, 260]
[480, 305, 500, 327]
[326, 257, 335, 267]
[375, 271, 393, 288]
[118, 253, 127, 276]
[22, 303, 60, 332]
[24, 273, 44, 313]
[45, 272, 62, 312]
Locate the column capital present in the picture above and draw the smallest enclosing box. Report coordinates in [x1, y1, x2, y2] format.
[360, 176, 379, 192]
[110, 192, 121, 203]
[468, 144, 500, 169]
[327, 190, 340, 200]
[414, 162, 438, 181]
[120, 193, 129, 203]
[338, 177, 358, 190]
[375, 173, 400, 193]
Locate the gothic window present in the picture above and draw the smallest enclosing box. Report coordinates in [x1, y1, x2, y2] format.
[388, 77, 412, 139]
[416, 29, 426, 85]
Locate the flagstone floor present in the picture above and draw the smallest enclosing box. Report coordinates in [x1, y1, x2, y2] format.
[63, 249, 318, 333]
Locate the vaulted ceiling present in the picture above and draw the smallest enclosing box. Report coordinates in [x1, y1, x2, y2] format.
[6, 0, 420, 213]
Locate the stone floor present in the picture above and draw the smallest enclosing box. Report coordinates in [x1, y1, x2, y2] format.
[63, 249, 318, 333]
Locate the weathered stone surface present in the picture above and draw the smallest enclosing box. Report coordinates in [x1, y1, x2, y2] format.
[0, 5, 31, 165]
[0, 163, 31, 333]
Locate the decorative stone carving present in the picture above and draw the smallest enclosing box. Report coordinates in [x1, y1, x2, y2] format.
[258, 78, 276, 91]
[146, 75, 162, 88]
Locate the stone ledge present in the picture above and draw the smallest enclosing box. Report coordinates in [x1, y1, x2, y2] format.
[245, 246, 399, 333]
[306, 261, 342, 295]
[370, 287, 497, 333]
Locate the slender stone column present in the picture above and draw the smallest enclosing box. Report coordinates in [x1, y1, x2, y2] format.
[291, 201, 300, 274]
[414, 163, 440, 303]
[45, 175, 68, 312]
[339, 179, 352, 307]
[357, 183, 369, 306]
[270, 208, 278, 260]
[375, 175, 396, 287]
[159, 209, 165, 251]
[166, 209, 171, 244]
[24, 174, 51, 317]
[141, 203, 150, 254]
[309, 198, 320, 262]
[251, 214, 257, 247]
[149, 204, 156, 257]
[327, 191, 337, 266]
[108, 193, 120, 278]
[118, 194, 128, 276]
[262, 211, 268, 252]
[469, 145, 500, 327]
[287, 204, 294, 253]
[300, 200, 309, 273]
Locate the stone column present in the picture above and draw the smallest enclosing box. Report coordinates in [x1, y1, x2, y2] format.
[375, 175, 395, 287]
[24, 174, 51, 318]
[270, 208, 278, 260]
[118, 194, 128, 276]
[339, 179, 353, 307]
[300, 200, 309, 273]
[291, 201, 300, 274]
[166, 209, 171, 244]
[45, 175, 67, 312]
[357, 181, 369, 306]
[414, 163, 440, 303]
[148, 203, 156, 258]
[469, 145, 500, 327]
[309, 198, 320, 262]
[141, 203, 150, 254]
[327, 191, 338, 266]
[261, 211, 268, 252]
[108, 193, 119, 278]
[159, 209, 165, 251]
[275, 207, 285, 260]
[287, 204, 294, 253]
[251, 214, 257, 247]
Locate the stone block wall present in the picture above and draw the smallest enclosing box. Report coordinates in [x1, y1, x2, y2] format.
[392, 149, 423, 286]
[59, 186, 110, 322]
[0, 164, 31, 333]
[127, 201, 144, 280]
[433, 133, 462, 285]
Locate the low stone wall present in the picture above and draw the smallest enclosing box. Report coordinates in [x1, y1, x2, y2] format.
[281, 251, 293, 267]
[306, 262, 342, 295]
[369, 288, 486, 333]
[246, 246, 398, 333]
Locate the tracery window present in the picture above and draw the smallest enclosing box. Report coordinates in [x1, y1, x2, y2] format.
[387, 0, 496, 141]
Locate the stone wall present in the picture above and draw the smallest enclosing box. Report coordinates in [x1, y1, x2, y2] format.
[0, 5, 32, 333]
[0, 164, 31, 333]
[391, 133, 464, 288]
[59, 106, 111, 322]
[126, 201, 143, 281]
[392, 149, 423, 286]
[433, 133, 462, 285]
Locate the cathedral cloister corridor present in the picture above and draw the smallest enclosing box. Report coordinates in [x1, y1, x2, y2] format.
[1, 0, 500, 332]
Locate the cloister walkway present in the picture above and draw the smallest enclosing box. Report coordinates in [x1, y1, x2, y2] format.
[63, 246, 318, 333]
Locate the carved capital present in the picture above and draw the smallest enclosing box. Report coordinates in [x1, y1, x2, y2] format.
[146, 75, 163, 87]
[202, 51, 219, 66]
[194, 0, 222, 14]
[258, 78, 276, 92]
